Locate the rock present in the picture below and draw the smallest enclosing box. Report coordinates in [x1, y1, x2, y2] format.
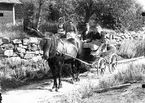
[12, 39, 22, 44]
[16, 47, 26, 53]
[18, 53, 24, 58]
[29, 37, 39, 44]
[1, 43, 14, 50]
[4, 50, 14, 57]
[31, 56, 42, 62]
[0, 47, 4, 54]
[39, 50, 43, 54]
[31, 44, 38, 51]
[22, 38, 29, 45]
[18, 44, 27, 49]
[8, 57, 21, 62]
[24, 52, 35, 59]
[35, 51, 40, 55]
[2, 37, 10, 44]
[0, 38, 3, 45]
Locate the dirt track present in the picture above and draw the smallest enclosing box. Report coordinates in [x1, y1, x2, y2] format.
[2, 57, 145, 103]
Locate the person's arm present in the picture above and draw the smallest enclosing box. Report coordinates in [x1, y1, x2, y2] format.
[73, 24, 78, 34]
[85, 32, 93, 42]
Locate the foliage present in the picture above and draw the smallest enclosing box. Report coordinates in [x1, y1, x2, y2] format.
[118, 38, 145, 58]
[15, 0, 144, 31]
[0, 58, 51, 91]
[99, 63, 145, 89]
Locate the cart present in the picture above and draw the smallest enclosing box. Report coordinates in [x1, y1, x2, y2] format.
[77, 42, 118, 75]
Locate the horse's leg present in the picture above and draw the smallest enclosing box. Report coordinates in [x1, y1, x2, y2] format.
[75, 58, 80, 82]
[48, 59, 57, 91]
[58, 58, 63, 89]
[70, 59, 75, 83]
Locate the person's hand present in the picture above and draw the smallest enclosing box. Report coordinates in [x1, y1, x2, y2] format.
[83, 40, 87, 43]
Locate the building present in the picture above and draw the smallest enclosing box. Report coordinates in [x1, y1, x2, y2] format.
[0, 0, 21, 25]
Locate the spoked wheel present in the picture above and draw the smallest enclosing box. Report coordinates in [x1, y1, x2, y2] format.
[109, 54, 117, 73]
[97, 58, 107, 75]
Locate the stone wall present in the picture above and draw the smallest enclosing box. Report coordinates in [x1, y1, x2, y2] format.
[0, 37, 43, 62]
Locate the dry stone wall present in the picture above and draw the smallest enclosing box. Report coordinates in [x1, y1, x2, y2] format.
[0, 37, 43, 62]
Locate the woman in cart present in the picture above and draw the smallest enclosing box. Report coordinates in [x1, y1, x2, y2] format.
[83, 20, 106, 56]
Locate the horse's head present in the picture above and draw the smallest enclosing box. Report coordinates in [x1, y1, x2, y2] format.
[40, 32, 58, 60]
[40, 38, 52, 60]
[40, 32, 53, 60]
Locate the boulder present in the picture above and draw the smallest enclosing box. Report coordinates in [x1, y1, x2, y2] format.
[18, 44, 27, 49]
[8, 57, 21, 62]
[31, 44, 38, 51]
[39, 50, 43, 54]
[22, 38, 29, 45]
[35, 51, 40, 55]
[1, 43, 14, 50]
[18, 52, 24, 58]
[0, 38, 3, 45]
[0, 47, 4, 54]
[12, 39, 22, 44]
[24, 52, 35, 59]
[4, 50, 14, 57]
[2, 37, 10, 44]
[29, 37, 39, 44]
[16, 47, 26, 53]
[31, 56, 42, 62]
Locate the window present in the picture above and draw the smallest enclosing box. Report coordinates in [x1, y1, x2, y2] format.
[0, 13, 3, 17]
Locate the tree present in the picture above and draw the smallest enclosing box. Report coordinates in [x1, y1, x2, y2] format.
[74, 0, 98, 23]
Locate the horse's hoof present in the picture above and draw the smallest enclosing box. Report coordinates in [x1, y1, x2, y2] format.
[142, 84, 145, 88]
[58, 84, 62, 89]
[55, 89, 58, 92]
[52, 86, 55, 89]
[76, 78, 80, 82]
[70, 79, 74, 84]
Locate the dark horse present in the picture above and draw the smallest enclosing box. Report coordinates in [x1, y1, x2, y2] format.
[40, 32, 83, 91]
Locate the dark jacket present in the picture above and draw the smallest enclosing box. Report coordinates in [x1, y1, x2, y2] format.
[63, 21, 78, 37]
[85, 30, 102, 42]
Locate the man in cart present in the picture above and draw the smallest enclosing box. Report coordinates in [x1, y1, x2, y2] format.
[62, 15, 78, 39]
[57, 17, 66, 38]
[83, 20, 106, 56]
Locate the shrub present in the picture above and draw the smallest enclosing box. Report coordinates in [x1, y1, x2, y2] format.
[0, 58, 50, 90]
[118, 39, 145, 58]
[99, 63, 145, 89]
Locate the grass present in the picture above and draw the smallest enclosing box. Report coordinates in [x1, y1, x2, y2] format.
[0, 23, 28, 40]
[0, 58, 50, 91]
[62, 63, 145, 103]
[65, 79, 95, 103]
[99, 63, 145, 89]
[118, 39, 145, 58]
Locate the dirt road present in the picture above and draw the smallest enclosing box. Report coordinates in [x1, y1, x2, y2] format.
[2, 57, 145, 103]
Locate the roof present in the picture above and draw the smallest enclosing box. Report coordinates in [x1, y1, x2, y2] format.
[0, 0, 22, 4]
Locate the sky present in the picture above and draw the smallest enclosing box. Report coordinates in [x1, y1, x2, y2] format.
[134, 0, 145, 11]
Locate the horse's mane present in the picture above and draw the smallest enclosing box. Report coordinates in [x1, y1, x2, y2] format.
[41, 32, 59, 58]
[47, 33, 58, 58]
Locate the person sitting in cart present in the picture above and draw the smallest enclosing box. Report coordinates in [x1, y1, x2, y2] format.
[83, 20, 106, 55]
[57, 17, 66, 38]
[62, 16, 78, 39]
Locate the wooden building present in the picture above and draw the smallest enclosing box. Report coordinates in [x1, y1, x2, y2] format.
[0, 0, 21, 25]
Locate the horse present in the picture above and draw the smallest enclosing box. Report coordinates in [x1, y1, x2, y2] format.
[40, 32, 83, 91]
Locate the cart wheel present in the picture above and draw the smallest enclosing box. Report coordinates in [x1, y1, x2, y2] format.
[98, 58, 106, 75]
[109, 54, 117, 73]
